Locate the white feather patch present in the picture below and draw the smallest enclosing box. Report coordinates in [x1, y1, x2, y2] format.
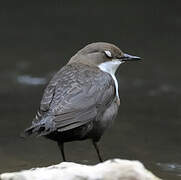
[104, 50, 112, 58]
[98, 59, 124, 101]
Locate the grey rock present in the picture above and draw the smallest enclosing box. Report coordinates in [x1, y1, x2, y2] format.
[0, 159, 161, 180]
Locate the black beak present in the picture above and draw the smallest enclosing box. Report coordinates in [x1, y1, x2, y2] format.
[121, 53, 141, 61]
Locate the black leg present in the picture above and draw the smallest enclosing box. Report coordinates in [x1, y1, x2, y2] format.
[57, 142, 66, 161]
[92, 140, 103, 162]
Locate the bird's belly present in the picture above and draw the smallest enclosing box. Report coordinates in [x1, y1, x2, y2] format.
[86, 100, 119, 141]
[99, 100, 119, 131]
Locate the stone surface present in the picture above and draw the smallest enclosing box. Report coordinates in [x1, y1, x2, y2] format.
[0, 159, 161, 180]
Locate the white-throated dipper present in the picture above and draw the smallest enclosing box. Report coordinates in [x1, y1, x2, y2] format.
[24, 42, 141, 162]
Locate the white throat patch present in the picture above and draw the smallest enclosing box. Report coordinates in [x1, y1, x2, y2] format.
[98, 59, 124, 101]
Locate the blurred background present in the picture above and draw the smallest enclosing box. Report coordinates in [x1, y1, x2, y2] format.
[0, 0, 180, 179]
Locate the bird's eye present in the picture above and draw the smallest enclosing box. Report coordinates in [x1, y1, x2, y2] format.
[104, 50, 112, 58]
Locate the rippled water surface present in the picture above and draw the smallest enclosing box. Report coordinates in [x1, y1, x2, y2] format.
[0, 1, 181, 179]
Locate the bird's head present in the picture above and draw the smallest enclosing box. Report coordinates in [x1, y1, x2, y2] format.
[69, 42, 141, 74]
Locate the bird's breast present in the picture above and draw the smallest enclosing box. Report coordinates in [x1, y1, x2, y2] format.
[93, 98, 119, 136]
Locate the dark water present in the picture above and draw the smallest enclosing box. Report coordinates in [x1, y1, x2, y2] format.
[0, 1, 181, 179]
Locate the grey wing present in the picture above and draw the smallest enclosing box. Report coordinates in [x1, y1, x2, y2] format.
[34, 64, 116, 133]
[52, 75, 115, 131]
[33, 82, 57, 124]
[33, 67, 65, 123]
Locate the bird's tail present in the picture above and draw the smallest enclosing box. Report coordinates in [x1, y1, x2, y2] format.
[24, 125, 36, 136]
[21, 124, 41, 138]
[22, 117, 55, 138]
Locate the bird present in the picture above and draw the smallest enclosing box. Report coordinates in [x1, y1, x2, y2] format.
[24, 42, 141, 162]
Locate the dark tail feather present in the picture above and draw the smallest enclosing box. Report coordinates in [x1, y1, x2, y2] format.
[21, 124, 42, 137]
[24, 126, 35, 136]
[21, 116, 55, 138]
[21, 123, 51, 138]
[20, 126, 35, 138]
